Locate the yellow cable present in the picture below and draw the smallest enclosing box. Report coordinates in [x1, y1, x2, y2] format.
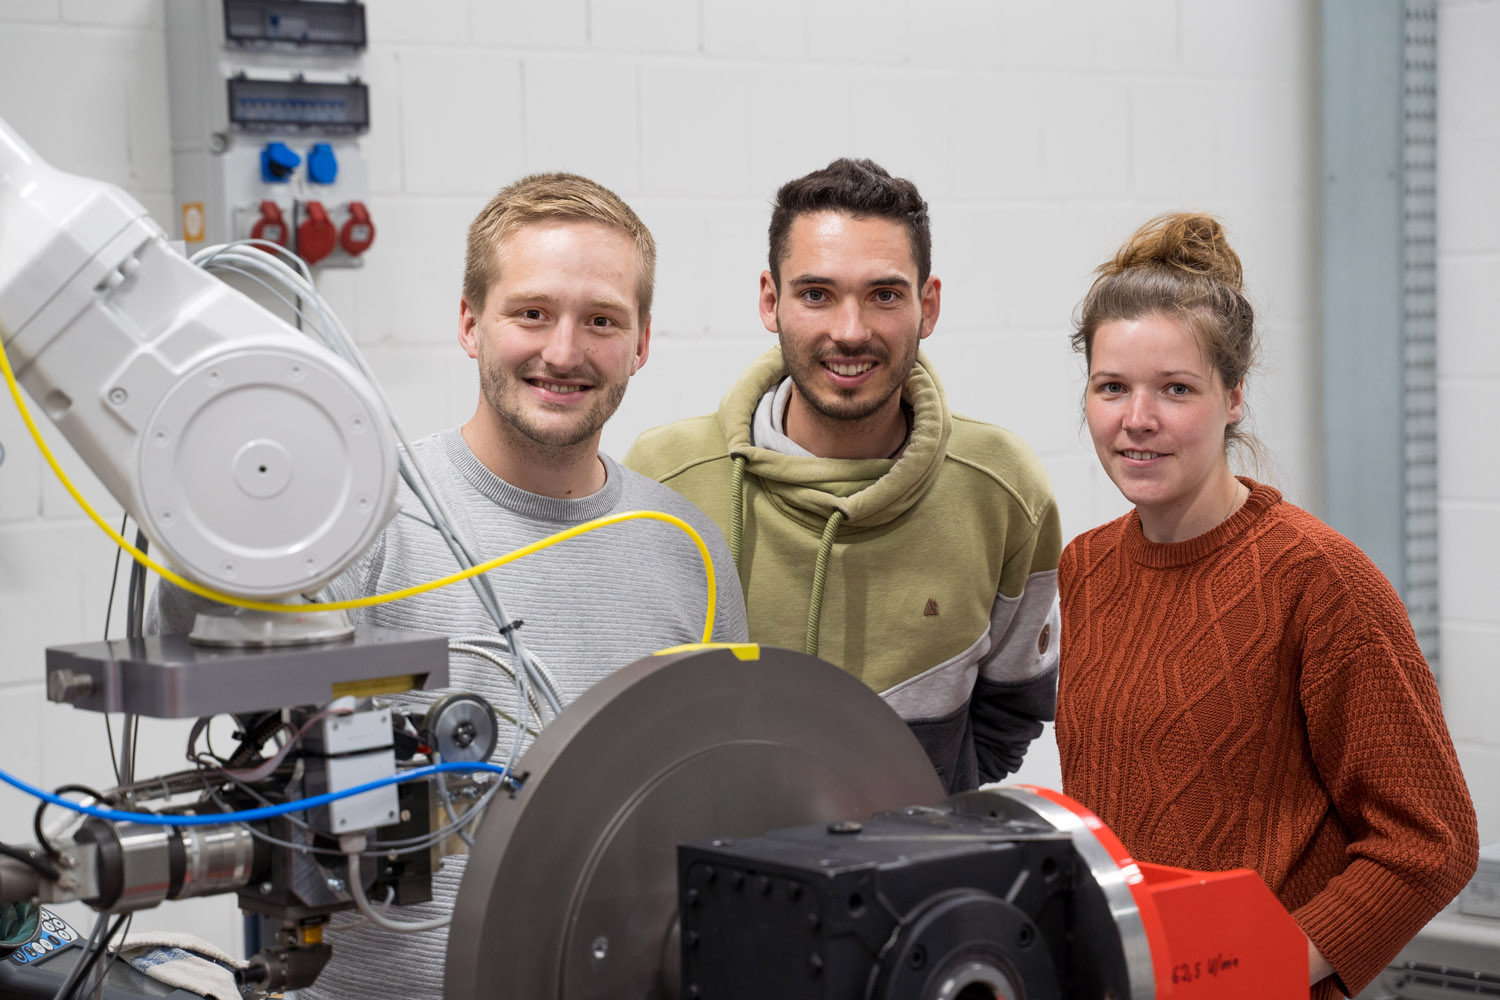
[0, 334, 717, 642]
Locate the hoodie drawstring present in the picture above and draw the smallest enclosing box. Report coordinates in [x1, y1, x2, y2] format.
[728, 455, 747, 565]
[731, 453, 843, 658]
[805, 509, 845, 658]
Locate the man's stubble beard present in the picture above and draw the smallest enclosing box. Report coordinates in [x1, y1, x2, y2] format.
[777, 310, 921, 424]
[479, 360, 628, 451]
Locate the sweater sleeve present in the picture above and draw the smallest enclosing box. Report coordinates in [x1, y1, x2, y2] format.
[970, 496, 1063, 783]
[1291, 548, 1478, 997]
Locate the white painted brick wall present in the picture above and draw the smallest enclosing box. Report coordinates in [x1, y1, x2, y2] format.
[401, 50, 527, 195]
[470, 0, 588, 49]
[524, 54, 643, 192]
[3, 0, 1488, 959]
[700, 0, 806, 60]
[1439, 0, 1500, 843]
[592, 0, 699, 53]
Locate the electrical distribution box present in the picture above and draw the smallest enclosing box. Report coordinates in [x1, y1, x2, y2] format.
[165, 0, 376, 267]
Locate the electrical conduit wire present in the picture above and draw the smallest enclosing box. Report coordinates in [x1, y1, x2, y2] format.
[447, 638, 540, 790]
[0, 761, 512, 828]
[340, 836, 451, 932]
[447, 637, 544, 734]
[48, 911, 111, 1000]
[194, 772, 496, 859]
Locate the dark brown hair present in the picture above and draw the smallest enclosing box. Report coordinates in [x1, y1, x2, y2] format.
[767, 158, 931, 289]
[1074, 212, 1260, 457]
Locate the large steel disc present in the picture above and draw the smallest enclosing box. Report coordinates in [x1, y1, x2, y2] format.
[445, 646, 945, 999]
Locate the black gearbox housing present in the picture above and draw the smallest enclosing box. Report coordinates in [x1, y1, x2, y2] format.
[678, 800, 1130, 1000]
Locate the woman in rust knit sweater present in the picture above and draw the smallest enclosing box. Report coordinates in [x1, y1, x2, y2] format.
[1056, 213, 1477, 1000]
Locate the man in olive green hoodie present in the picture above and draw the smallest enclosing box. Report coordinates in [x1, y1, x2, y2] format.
[625, 159, 1060, 792]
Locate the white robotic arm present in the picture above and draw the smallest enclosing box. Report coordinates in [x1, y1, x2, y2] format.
[0, 113, 397, 599]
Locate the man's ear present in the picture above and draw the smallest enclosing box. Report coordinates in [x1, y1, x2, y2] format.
[758, 270, 780, 335]
[458, 298, 480, 359]
[632, 316, 652, 375]
[919, 276, 942, 340]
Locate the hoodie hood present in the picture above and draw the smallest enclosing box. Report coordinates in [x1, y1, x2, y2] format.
[717, 347, 952, 531]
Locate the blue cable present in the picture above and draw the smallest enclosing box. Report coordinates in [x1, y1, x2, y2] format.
[0, 761, 514, 828]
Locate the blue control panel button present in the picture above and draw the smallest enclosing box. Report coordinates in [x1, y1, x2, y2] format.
[6, 908, 81, 966]
[307, 142, 339, 185]
[260, 141, 301, 183]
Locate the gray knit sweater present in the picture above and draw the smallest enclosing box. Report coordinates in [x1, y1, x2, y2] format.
[150, 427, 747, 999]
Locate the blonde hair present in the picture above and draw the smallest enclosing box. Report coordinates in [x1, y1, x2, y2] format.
[1073, 212, 1261, 461]
[462, 173, 656, 324]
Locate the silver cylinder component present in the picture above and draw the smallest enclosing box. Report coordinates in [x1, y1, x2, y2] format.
[111, 822, 174, 912]
[177, 823, 256, 900]
[79, 818, 258, 912]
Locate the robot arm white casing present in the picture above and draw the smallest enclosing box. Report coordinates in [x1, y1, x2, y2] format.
[0, 114, 398, 600]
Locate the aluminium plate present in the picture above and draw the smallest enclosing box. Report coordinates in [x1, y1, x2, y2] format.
[45, 627, 448, 717]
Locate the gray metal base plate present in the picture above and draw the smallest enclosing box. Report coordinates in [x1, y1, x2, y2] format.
[46, 628, 449, 717]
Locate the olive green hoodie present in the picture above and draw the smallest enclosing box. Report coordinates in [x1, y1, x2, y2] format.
[626, 348, 1061, 790]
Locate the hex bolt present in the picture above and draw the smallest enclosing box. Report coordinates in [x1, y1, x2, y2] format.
[48, 669, 95, 703]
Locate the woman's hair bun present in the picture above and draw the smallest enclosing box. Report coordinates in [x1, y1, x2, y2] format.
[1102, 212, 1243, 291]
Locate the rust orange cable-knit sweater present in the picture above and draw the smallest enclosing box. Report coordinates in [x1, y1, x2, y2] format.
[1057, 479, 1477, 1000]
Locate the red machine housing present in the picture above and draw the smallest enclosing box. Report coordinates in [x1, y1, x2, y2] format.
[1018, 785, 1310, 999]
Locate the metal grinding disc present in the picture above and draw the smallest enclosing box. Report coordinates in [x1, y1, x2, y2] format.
[445, 645, 946, 1000]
